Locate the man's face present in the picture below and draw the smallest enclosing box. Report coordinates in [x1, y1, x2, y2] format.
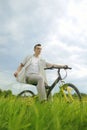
[34, 46, 42, 55]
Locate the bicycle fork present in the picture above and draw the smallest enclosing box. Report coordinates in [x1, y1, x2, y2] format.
[59, 81, 74, 102]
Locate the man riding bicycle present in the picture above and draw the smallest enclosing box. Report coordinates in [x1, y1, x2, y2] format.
[14, 44, 68, 102]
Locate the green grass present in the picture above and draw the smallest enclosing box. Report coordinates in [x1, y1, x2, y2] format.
[0, 96, 87, 130]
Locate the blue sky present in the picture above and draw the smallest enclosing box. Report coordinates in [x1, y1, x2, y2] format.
[0, 0, 87, 94]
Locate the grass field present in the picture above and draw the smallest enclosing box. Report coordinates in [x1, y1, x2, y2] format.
[0, 95, 87, 130]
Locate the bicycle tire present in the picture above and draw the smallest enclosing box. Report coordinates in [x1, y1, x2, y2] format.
[18, 90, 35, 97]
[60, 83, 82, 102]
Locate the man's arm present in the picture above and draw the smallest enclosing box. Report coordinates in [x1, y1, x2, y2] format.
[46, 62, 68, 69]
[52, 64, 68, 69]
[14, 63, 24, 77]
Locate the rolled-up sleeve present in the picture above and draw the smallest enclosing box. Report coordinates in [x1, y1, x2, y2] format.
[21, 55, 30, 66]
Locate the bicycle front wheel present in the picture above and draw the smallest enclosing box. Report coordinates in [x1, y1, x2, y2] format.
[60, 83, 82, 102]
[18, 90, 35, 97]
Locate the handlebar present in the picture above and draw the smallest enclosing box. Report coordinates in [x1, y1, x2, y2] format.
[44, 66, 72, 70]
[44, 66, 72, 80]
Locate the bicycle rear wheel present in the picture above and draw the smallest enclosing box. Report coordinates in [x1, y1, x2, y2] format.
[18, 90, 35, 97]
[60, 83, 82, 102]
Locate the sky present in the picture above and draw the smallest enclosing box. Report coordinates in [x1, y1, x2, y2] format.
[0, 0, 87, 95]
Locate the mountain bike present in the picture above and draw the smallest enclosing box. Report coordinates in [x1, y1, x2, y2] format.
[18, 67, 82, 102]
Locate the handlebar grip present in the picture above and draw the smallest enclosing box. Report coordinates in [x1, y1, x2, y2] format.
[64, 67, 72, 70]
[44, 67, 54, 70]
[67, 67, 72, 69]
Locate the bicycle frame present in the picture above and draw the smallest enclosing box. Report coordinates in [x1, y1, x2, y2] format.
[46, 68, 65, 98]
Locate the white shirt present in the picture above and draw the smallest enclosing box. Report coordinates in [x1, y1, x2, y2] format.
[21, 54, 50, 84]
[26, 56, 39, 76]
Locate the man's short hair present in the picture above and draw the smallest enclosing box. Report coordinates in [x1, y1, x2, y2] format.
[34, 44, 41, 49]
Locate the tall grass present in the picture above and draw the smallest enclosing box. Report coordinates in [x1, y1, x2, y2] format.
[0, 96, 87, 130]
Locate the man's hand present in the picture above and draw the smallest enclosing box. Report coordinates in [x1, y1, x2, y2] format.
[14, 71, 18, 77]
[63, 65, 69, 69]
[14, 64, 23, 77]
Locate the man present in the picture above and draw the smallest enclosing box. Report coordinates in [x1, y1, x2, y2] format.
[14, 44, 68, 102]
